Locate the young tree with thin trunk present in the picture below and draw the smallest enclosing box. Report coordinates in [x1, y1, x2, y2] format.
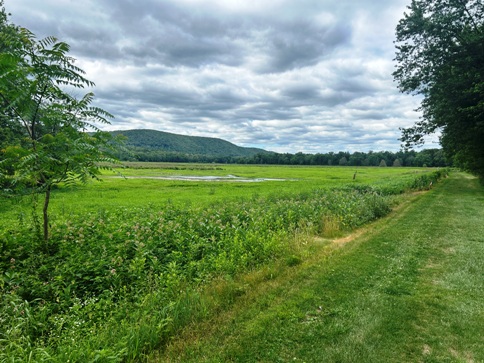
[0, 3, 116, 241]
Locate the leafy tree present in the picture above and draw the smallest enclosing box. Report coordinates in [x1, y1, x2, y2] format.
[379, 159, 387, 167]
[349, 152, 365, 166]
[0, 3, 116, 240]
[394, 0, 484, 181]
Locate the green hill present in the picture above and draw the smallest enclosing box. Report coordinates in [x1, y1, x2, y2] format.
[109, 129, 270, 160]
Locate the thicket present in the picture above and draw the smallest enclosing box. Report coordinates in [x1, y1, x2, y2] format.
[0, 169, 448, 362]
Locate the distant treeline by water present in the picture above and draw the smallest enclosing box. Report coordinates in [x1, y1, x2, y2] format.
[118, 148, 450, 168]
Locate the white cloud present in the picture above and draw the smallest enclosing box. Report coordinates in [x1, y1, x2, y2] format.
[5, 0, 426, 153]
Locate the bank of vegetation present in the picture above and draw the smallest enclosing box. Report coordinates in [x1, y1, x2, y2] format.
[157, 172, 484, 363]
[0, 169, 447, 362]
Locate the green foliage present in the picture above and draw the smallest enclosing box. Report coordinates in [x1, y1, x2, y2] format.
[0, 168, 448, 361]
[162, 172, 483, 363]
[408, 168, 448, 190]
[1, 188, 394, 303]
[394, 0, 484, 181]
[0, 5, 117, 239]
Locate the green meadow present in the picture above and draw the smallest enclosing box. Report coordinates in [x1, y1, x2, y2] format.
[2, 163, 435, 227]
[156, 172, 484, 363]
[0, 164, 460, 362]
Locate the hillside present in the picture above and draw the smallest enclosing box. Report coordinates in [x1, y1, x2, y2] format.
[110, 129, 269, 158]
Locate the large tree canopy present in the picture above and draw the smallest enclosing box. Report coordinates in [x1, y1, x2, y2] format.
[0, 1, 116, 240]
[394, 0, 484, 181]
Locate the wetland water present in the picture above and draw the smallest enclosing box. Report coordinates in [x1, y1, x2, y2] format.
[112, 175, 294, 182]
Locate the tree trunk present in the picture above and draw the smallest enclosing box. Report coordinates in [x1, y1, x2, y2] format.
[43, 185, 51, 241]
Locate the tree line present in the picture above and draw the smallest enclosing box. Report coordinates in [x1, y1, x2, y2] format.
[238, 149, 449, 167]
[394, 0, 483, 181]
[118, 147, 450, 167]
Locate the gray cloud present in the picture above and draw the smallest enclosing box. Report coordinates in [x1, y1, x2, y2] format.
[5, 0, 424, 153]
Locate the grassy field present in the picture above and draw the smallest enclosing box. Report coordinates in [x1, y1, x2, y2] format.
[0, 164, 452, 362]
[1, 164, 433, 228]
[154, 172, 484, 363]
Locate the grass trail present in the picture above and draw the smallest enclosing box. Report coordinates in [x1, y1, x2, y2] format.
[153, 172, 484, 363]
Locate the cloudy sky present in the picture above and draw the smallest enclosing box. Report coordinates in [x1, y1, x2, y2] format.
[6, 0, 433, 153]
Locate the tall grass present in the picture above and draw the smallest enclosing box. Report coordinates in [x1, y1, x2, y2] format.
[0, 168, 448, 362]
[158, 171, 482, 363]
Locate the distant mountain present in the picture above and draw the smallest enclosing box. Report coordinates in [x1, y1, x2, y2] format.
[109, 129, 270, 159]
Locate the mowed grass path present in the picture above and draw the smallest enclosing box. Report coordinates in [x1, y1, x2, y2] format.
[154, 172, 483, 363]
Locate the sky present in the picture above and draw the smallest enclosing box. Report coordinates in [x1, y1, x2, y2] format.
[6, 0, 436, 153]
